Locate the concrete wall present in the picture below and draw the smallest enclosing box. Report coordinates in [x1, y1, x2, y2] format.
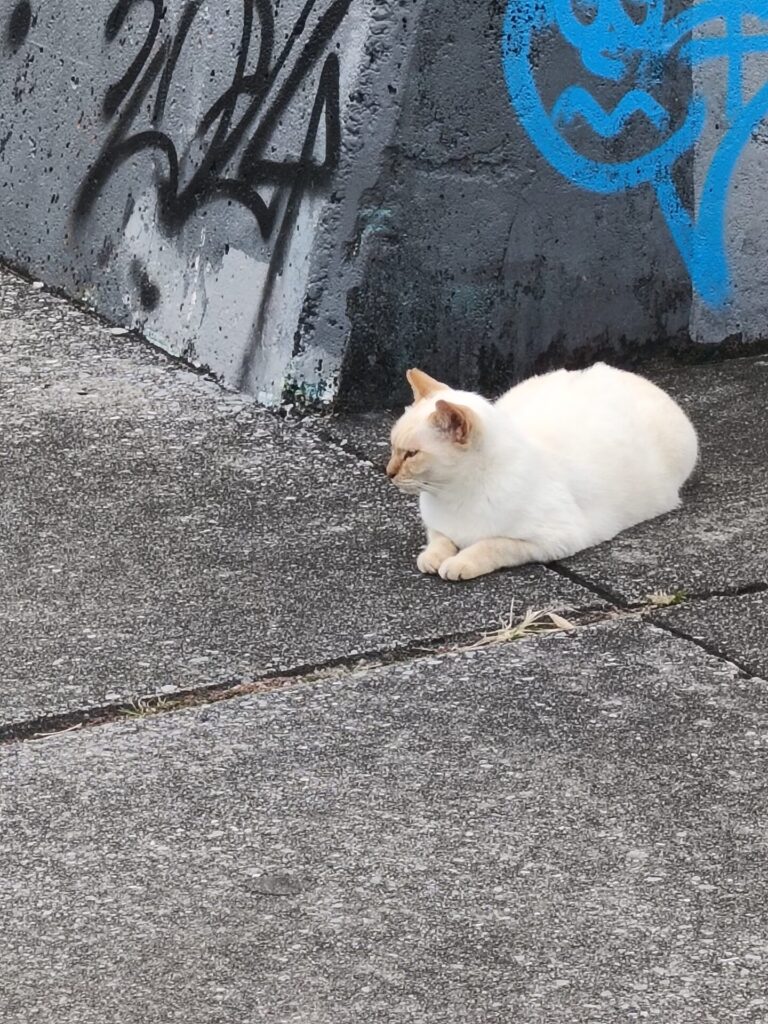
[0, 0, 408, 407]
[1, 1, 767, 408]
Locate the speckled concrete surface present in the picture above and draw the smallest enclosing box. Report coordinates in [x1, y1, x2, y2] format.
[654, 589, 768, 679]
[4, 270, 768, 1024]
[0, 269, 591, 728]
[2, 620, 767, 1024]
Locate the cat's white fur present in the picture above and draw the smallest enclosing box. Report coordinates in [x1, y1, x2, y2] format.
[387, 364, 698, 581]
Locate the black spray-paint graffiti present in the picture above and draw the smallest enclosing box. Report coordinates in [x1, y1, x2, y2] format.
[74, 0, 351, 384]
[6, 0, 32, 51]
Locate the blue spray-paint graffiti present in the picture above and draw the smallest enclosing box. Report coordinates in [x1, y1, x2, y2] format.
[502, 1, 768, 308]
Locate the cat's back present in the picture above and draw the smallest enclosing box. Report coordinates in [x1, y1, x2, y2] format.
[495, 367, 577, 415]
[497, 362, 648, 410]
[497, 363, 683, 427]
[495, 363, 698, 483]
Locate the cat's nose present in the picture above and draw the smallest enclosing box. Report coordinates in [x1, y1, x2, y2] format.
[385, 459, 398, 479]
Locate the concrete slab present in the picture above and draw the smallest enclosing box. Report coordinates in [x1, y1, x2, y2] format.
[655, 590, 768, 679]
[0, 270, 590, 729]
[317, 410, 396, 471]
[2, 619, 767, 1023]
[321, 359, 768, 603]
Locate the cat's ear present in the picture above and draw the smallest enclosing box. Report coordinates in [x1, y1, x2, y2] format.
[406, 368, 446, 402]
[431, 399, 476, 445]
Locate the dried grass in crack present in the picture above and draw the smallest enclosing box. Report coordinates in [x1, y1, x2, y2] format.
[465, 602, 576, 650]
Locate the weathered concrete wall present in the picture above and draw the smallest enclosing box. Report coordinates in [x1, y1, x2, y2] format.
[1, 1, 767, 408]
[0, 0, 409, 406]
[342, 0, 768, 407]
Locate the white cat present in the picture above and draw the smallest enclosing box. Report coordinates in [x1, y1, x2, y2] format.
[386, 364, 698, 581]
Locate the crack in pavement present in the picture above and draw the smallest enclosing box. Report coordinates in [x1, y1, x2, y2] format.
[4, 587, 765, 747]
[650, 615, 768, 684]
[0, 611, 605, 747]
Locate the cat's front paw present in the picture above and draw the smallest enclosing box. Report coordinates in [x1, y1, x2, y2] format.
[417, 547, 445, 574]
[438, 553, 486, 581]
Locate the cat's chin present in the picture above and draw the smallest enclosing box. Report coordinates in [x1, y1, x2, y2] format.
[393, 481, 424, 496]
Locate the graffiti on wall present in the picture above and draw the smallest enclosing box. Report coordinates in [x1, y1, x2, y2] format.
[502, 1, 768, 308]
[69, 0, 351, 381]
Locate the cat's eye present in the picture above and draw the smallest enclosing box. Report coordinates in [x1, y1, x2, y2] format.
[403, 449, 419, 459]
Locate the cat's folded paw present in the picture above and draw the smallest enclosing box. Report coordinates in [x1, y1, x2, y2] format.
[417, 548, 444, 574]
[438, 553, 485, 581]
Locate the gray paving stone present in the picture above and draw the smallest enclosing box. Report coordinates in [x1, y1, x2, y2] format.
[317, 410, 396, 470]
[0, 270, 590, 728]
[655, 590, 768, 679]
[2, 620, 767, 1023]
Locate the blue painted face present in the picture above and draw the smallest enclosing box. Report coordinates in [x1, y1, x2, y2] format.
[502, 0, 768, 308]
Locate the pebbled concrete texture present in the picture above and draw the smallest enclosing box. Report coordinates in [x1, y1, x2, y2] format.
[2, 619, 768, 1024]
[0, 0, 729, 410]
[655, 590, 768, 680]
[0, 269, 592, 729]
[4, 271, 768, 1023]
[0, 0, 415, 407]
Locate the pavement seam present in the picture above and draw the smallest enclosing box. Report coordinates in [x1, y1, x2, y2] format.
[548, 564, 768, 610]
[3, 584, 764, 747]
[675, 582, 768, 601]
[0, 603, 614, 747]
[648, 614, 764, 682]
[302, 422, 383, 469]
[0, 628, 523, 746]
[546, 561, 629, 607]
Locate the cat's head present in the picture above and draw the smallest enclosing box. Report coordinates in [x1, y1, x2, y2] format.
[386, 368, 489, 494]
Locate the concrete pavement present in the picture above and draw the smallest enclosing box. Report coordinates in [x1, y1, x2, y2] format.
[0, 269, 591, 730]
[2, 268, 768, 1022]
[4, 620, 768, 1024]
